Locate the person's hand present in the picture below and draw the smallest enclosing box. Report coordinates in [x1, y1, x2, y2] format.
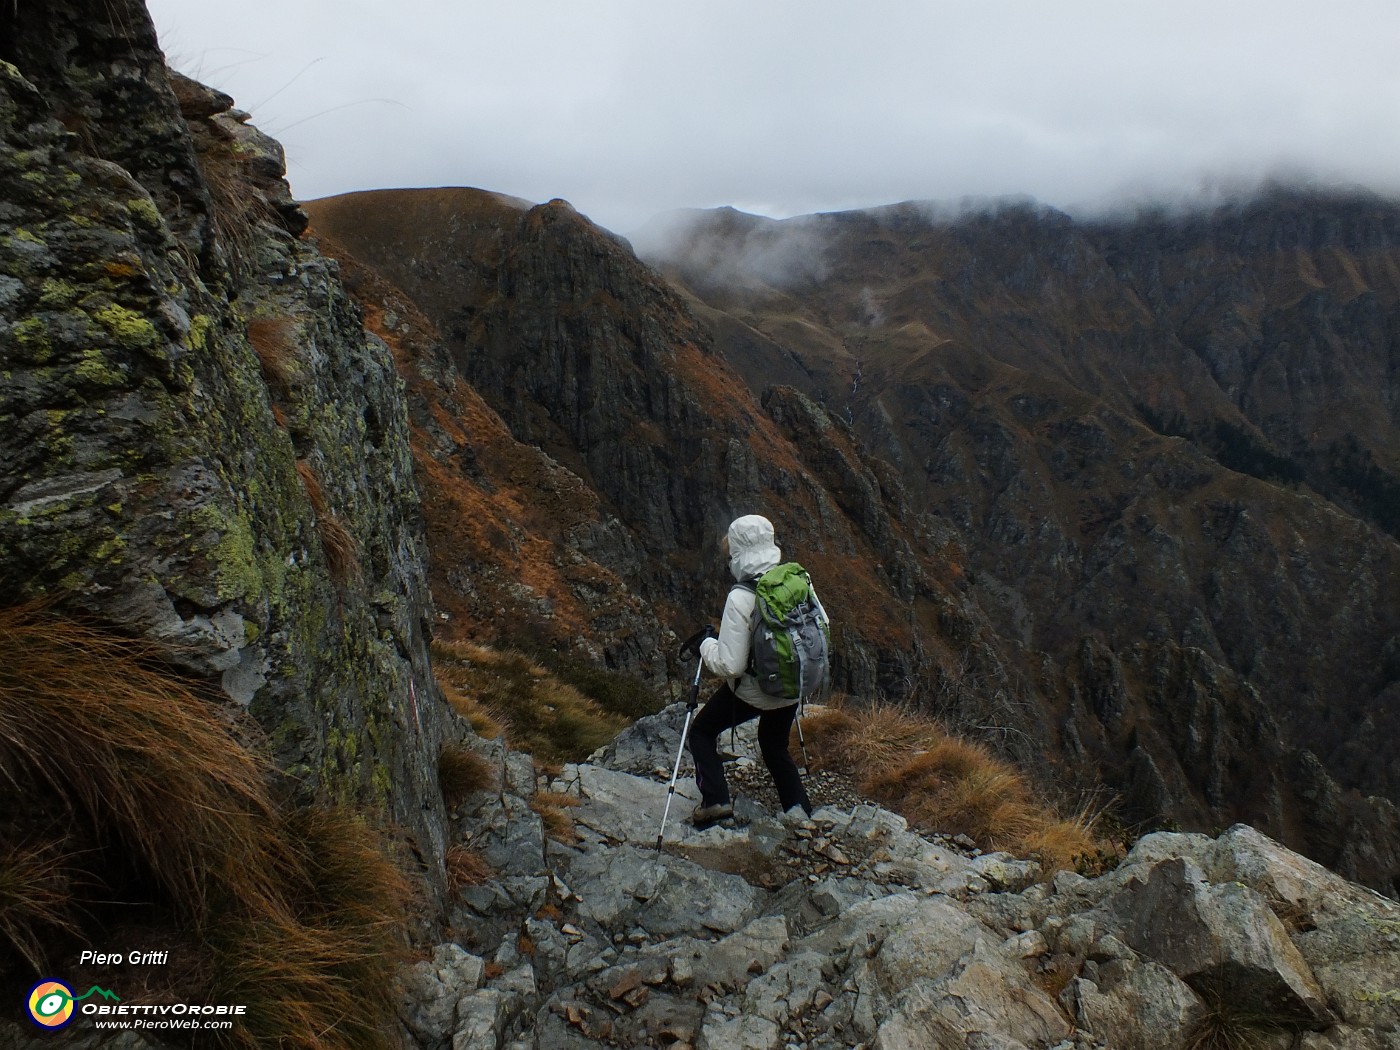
[678, 624, 717, 660]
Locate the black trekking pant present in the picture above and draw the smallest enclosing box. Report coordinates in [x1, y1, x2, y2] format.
[688, 683, 811, 815]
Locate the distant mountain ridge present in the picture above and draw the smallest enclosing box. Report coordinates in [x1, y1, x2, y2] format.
[306, 186, 1400, 896]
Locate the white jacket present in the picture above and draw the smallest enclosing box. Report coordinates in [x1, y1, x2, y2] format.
[698, 515, 796, 711]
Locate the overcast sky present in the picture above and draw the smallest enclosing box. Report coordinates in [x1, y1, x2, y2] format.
[146, 0, 1400, 236]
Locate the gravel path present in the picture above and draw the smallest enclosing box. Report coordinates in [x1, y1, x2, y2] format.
[726, 756, 877, 815]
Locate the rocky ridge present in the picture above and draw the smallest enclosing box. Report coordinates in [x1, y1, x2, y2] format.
[401, 708, 1400, 1050]
[0, 1, 457, 896]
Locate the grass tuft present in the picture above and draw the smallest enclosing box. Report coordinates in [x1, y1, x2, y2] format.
[0, 603, 277, 920]
[519, 647, 662, 721]
[438, 744, 497, 808]
[246, 315, 302, 389]
[0, 839, 83, 972]
[1184, 994, 1300, 1050]
[531, 791, 581, 844]
[445, 845, 494, 898]
[0, 603, 411, 1048]
[296, 460, 361, 585]
[195, 136, 277, 281]
[805, 698, 1106, 875]
[212, 806, 411, 1050]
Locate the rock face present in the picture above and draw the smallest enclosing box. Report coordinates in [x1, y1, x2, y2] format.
[303, 195, 672, 677]
[7, 6, 1397, 1050]
[398, 715, 1400, 1050]
[0, 1, 456, 889]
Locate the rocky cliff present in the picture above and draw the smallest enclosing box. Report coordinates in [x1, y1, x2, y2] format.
[0, 2, 457, 895]
[305, 189, 928, 698]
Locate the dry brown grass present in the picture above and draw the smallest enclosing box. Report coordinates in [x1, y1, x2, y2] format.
[531, 791, 581, 844]
[438, 744, 497, 807]
[316, 514, 361, 586]
[0, 604, 278, 920]
[431, 639, 626, 763]
[1033, 955, 1080, 1003]
[445, 845, 494, 897]
[296, 459, 362, 585]
[196, 139, 277, 280]
[0, 603, 411, 1048]
[804, 703, 934, 770]
[246, 315, 302, 389]
[1184, 995, 1299, 1050]
[805, 698, 1104, 875]
[437, 676, 508, 739]
[0, 839, 82, 971]
[212, 806, 411, 1050]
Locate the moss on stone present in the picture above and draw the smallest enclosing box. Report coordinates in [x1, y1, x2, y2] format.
[58, 571, 88, 591]
[75, 346, 124, 385]
[92, 534, 125, 563]
[11, 317, 51, 362]
[371, 762, 393, 804]
[187, 312, 215, 352]
[38, 278, 78, 308]
[190, 504, 263, 603]
[94, 302, 159, 349]
[124, 197, 163, 230]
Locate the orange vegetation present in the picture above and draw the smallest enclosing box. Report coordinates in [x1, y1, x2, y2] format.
[804, 698, 1107, 875]
[0, 603, 411, 1048]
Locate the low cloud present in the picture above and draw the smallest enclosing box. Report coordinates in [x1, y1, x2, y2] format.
[149, 0, 1400, 238]
[631, 209, 830, 292]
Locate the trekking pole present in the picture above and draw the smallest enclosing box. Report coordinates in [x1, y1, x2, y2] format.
[656, 656, 705, 851]
[796, 701, 810, 774]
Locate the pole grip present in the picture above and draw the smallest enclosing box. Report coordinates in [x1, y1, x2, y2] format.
[685, 652, 704, 710]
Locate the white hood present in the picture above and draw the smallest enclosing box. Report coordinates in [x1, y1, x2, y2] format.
[728, 515, 781, 582]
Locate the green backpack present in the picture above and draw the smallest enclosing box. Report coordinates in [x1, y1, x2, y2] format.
[736, 562, 831, 701]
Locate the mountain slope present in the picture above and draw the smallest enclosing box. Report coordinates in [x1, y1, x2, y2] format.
[308, 188, 1400, 895]
[305, 190, 933, 689]
[641, 195, 1400, 886]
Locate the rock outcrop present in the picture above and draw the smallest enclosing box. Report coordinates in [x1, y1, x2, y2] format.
[0, 1, 457, 891]
[3, 8, 1400, 1048]
[399, 709, 1400, 1050]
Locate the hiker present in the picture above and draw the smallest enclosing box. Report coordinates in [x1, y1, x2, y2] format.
[680, 514, 823, 824]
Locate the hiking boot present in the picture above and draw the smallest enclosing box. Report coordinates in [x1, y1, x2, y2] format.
[691, 802, 734, 825]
